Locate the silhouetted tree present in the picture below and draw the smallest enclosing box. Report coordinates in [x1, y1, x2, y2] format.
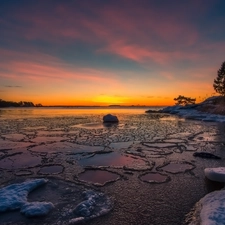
[213, 61, 225, 96]
[174, 95, 196, 106]
[0, 99, 40, 107]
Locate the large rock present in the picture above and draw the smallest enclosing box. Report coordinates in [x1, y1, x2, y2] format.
[204, 167, 225, 182]
[103, 114, 119, 123]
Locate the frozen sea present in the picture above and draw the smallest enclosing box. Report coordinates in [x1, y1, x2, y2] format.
[1, 107, 225, 225]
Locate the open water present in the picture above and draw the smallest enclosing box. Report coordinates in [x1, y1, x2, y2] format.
[0, 107, 225, 224]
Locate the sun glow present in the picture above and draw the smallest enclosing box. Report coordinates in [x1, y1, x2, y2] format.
[92, 95, 127, 105]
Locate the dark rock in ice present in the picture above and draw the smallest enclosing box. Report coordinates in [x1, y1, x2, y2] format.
[103, 114, 119, 123]
[193, 152, 221, 159]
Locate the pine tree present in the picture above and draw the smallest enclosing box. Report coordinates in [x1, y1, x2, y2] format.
[174, 95, 196, 106]
[213, 61, 225, 96]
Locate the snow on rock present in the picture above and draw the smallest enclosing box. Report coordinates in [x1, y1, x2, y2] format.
[188, 190, 225, 225]
[0, 179, 48, 212]
[103, 114, 119, 123]
[205, 167, 225, 183]
[69, 217, 85, 224]
[69, 190, 113, 224]
[20, 202, 54, 217]
[161, 105, 225, 123]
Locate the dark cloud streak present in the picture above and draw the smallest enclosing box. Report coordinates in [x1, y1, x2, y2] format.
[4, 85, 22, 88]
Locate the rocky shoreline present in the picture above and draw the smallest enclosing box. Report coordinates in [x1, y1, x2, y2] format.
[146, 96, 225, 122]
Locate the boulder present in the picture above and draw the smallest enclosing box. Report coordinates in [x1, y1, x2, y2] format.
[204, 167, 225, 182]
[103, 114, 119, 123]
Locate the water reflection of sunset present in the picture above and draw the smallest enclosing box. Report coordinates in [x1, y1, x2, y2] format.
[0, 107, 163, 119]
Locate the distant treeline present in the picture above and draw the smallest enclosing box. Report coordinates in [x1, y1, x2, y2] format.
[0, 99, 43, 107]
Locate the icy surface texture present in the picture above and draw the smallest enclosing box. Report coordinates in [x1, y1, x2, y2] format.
[20, 202, 54, 217]
[70, 190, 113, 224]
[0, 179, 48, 212]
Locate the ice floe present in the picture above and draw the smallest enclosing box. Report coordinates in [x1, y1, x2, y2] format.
[38, 164, 64, 175]
[78, 151, 153, 170]
[157, 161, 195, 174]
[76, 169, 120, 186]
[139, 172, 170, 184]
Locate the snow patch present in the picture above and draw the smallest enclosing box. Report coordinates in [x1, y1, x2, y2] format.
[21, 202, 54, 217]
[189, 190, 225, 225]
[69, 190, 113, 224]
[161, 105, 225, 123]
[0, 179, 48, 212]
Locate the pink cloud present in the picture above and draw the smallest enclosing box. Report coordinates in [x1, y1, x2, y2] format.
[0, 49, 121, 86]
[99, 41, 200, 65]
[7, 2, 200, 56]
[3, 1, 223, 68]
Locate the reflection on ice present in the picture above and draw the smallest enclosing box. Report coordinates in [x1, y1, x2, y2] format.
[163, 138, 186, 143]
[73, 123, 106, 129]
[142, 142, 177, 148]
[110, 141, 134, 149]
[0, 141, 31, 150]
[157, 161, 195, 174]
[15, 170, 33, 176]
[0, 153, 42, 169]
[29, 142, 104, 153]
[1, 134, 26, 141]
[31, 136, 67, 143]
[79, 152, 152, 170]
[38, 165, 64, 174]
[139, 172, 170, 183]
[77, 169, 120, 186]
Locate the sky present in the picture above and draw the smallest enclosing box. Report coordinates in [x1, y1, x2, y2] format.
[0, 0, 225, 106]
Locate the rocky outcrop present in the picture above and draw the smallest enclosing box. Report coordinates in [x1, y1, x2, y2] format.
[103, 114, 119, 123]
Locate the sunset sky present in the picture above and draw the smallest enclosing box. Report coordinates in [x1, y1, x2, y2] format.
[1, 0, 225, 106]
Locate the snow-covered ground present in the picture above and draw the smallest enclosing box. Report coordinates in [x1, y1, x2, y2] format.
[161, 105, 225, 123]
[188, 189, 225, 225]
[160, 99, 225, 225]
[187, 167, 225, 224]
[0, 179, 113, 223]
[0, 179, 49, 213]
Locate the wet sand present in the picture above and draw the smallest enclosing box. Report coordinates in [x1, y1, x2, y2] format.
[1, 109, 225, 224]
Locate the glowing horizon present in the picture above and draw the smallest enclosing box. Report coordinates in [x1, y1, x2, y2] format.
[0, 1, 224, 106]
